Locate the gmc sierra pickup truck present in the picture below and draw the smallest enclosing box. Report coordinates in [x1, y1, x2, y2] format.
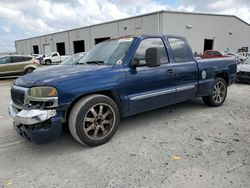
[9, 35, 237, 146]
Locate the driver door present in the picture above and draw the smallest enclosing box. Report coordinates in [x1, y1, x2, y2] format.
[126, 37, 176, 115]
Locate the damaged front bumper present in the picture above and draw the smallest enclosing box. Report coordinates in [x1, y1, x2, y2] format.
[8, 101, 63, 144]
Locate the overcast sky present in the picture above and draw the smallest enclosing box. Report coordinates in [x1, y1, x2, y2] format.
[0, 0, 250, 52]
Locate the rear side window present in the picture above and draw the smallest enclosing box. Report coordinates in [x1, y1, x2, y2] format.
[11, 56, 24, 63]
[168, 38, 193, 63]
[24, 57, 32, 61]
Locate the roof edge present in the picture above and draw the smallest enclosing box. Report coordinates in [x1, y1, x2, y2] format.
[15, 10, 250, 42]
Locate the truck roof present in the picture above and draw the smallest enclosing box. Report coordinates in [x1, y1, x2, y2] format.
[110, 34, 187, 41]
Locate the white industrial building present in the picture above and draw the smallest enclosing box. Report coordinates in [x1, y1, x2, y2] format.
[15, 10, 250, 55]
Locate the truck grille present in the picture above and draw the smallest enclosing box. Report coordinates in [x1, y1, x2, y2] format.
[11, 88, 25, 106]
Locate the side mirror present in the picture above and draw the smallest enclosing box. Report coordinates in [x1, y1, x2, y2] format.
[131, 58, 140, 67]
[145, 47, 160, 67]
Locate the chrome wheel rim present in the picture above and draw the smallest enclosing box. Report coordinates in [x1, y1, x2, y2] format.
[212, 81, 226, 104]
[83, 103, 115, 140]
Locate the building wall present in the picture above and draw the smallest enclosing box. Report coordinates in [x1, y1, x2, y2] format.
[29, 37, 41, 54]
[162, 12, 250, 53]
[15, 11, 250, 55]
[40, 35, 53, 54]
[51, 32, 70, 55]
[69, 28, 91, 53]
[118, 14, 158, 36]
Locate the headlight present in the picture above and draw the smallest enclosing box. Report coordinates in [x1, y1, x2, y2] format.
[29, 86, 58, 98]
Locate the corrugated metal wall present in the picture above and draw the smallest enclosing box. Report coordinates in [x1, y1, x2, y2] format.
[15, 11, 250, 55]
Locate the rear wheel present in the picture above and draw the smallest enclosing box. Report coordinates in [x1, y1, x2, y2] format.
[69, 95, 120, 146]
[25, 68, 34, 74]
[203, 77, 227, 107]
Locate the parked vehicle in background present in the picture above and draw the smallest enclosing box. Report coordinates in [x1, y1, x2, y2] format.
[32, 54, 45, 63]
[9, 35, 237, 146]
[235, 52, 249, 63]
[237, 57, 250, 83]
[0, 55, 40, 76]
[41, 52, 69, 65]
[201, 50, 230, 59]
[60, 52, 86, 65]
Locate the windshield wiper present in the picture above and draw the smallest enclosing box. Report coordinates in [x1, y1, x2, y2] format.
[86, 61, 105, 65]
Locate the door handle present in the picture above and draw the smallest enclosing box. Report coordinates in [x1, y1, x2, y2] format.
[167, 69, 174, 75]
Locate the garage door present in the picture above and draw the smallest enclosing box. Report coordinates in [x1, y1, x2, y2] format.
[43, 44, 50, 54]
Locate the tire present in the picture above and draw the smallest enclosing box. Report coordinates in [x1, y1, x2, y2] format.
[45, 60, 51, 65]
[69, 94, 120, 146]
[25, 68, 34, 74]
[202, 77, 227, 107]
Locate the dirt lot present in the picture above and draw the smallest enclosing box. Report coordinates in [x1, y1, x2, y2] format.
[0, 78, 249, 188]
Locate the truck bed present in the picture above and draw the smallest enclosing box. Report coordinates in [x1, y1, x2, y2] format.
[196, 57, 237, 97]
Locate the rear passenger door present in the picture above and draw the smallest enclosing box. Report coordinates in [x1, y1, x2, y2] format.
[9, 56, 26, 74]
[167, 37, 198, 102]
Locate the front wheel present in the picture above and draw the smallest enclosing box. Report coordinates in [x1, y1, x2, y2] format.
[69, 95, 120, 146]
[45, 60, 51, 65]
[202, 78, 227, 107]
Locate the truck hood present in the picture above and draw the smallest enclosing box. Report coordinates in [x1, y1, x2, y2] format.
[15, 65, 112, 87]
[237, 64, 250, 73]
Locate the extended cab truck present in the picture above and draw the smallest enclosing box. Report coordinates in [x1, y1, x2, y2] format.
[42, 52, 69, 65]
[9, 35, 237, 146]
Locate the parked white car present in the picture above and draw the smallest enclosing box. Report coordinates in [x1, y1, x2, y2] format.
[42, 52, 69, 64]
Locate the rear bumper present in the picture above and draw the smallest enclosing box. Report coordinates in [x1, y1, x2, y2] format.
[9, 101, 63, 144]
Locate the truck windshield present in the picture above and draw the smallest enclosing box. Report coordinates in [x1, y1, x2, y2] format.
[61, 52, 86, 65]
[77, 38, 134, 65]
[243, 57, 250, 64]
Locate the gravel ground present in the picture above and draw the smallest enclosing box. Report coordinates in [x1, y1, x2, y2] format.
[0, 79, 249, 188]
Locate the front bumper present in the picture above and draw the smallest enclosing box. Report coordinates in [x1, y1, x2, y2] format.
[237, 72, 250, 83]
[9, 101, 63, 144]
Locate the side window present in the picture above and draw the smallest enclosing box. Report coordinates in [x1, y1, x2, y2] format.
[206, 51, 213, 56]
[168, 38, 193, 63]
[0, 57, 10, 64]
[24, 57, 32, 61]
[133, 38, 169, 66]
[11, 56, 24, 63]
[52, 53, 58, 57]
[213, 51, 221, 56]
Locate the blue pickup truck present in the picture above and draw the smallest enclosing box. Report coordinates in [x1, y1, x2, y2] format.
[9, 35, 237, 146]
